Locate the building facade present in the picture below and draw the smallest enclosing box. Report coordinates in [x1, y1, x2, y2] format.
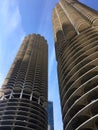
[52, 0, 98, 130]
[0, 34, 48, 130]
[47, 101, 54, 130]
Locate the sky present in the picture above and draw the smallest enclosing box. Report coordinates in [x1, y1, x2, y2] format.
[0, 0, 98, 130]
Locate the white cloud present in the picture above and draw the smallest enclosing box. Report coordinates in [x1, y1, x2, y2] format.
[5, 7, 21, 34]
[0, 0, 25, 37]
[0, 0, 25, 87]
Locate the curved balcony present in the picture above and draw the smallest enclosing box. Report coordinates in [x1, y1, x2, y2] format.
[0, 99, 47, 130]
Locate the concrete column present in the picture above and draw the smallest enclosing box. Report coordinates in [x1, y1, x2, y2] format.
[52, 7, 64, 44]
[60, 0, 91, 33]
[67, 0, 98, 26]
[56, 4, 76, 40]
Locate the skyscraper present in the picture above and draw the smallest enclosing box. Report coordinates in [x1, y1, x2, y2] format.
[47, 101, 54, 130]
[0, 34, 48, 130]
[52, 0, 98, 130]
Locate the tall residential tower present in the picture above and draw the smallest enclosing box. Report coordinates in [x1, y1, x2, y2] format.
[0, 34, 48, 130]
[53, 0, 98, 130]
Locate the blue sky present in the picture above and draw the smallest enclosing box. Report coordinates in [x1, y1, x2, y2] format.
[0, 0, 98, 130]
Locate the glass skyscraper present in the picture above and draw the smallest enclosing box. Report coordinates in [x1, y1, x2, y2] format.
[47, 101, 54, 130]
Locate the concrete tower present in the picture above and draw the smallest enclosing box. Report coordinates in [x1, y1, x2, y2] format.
[53, 0, 98, 130]
[0, 34, 48, 130]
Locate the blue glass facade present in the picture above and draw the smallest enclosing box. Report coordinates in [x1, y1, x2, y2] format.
[47, 101, 54, 130]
